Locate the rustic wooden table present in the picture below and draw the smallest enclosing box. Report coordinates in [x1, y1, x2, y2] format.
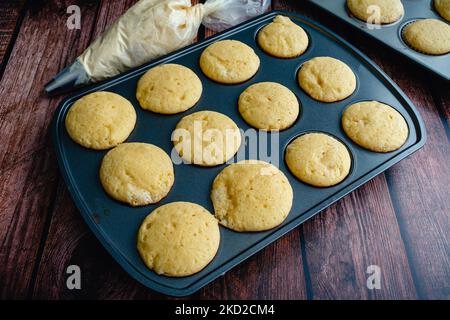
[0, 0, 448, 300]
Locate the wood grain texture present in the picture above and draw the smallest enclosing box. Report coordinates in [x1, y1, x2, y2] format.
[378, 66, 450, 300]
[191, 229, 307, 300]
[0, 0, 26, 67]
[431, 81, 450, 133]
[0, 0, 448, 300]
[296, 0, 450, 299]
[30, 0, 141, 300]
[302, 176, 417, 299]
[32, 182, 154, 299]
[273, 0, 418, 300]
[31, 0, 307, 300]
[0, 0, 100, 299]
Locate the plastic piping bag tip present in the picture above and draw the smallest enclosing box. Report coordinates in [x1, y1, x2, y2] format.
[44, 60, 90, 95]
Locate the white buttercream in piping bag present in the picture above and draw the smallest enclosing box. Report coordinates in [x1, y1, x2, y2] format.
[45, 0, 270, 94]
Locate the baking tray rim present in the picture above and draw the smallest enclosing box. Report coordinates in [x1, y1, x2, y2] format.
[51, 10, 427, 297]
[307, 0, 450, 81]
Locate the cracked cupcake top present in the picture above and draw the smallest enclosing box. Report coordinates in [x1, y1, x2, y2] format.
[100, 142, 174, 206]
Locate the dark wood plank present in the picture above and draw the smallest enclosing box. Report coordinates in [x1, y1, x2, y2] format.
[191, 229, 307, 300]
[31, 0, 308, 299]
[271, 0, 418, 299]
[294, 0, 450, 299]
[375, 65, 450, 299]
[4, 0, 447, 300]
[29, 0, 145, 300]
[0, 0, 26, 67]
[32, 182, 154, 299]
[302, 176, 417, 299]
[0, 145, 58, 299]
[431, 82, 450, 133]
[0, 0, 100, 299]
[327, 8, 450, 301]
[31, 0, 189, 300]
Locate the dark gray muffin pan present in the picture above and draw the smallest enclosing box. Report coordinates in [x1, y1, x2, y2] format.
[51, 11, 426, 296]
[309, 0, 450, 80]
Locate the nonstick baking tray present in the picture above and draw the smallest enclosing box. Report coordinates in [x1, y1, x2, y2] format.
[51, 10, 426, 296]
[308, 0, 450, 81]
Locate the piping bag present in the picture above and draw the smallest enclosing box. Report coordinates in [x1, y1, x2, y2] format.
[45, 0, 270, 95]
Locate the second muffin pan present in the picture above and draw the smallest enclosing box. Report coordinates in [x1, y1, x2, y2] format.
[52, 11, 426, 296]
[309, 0, 450, 81]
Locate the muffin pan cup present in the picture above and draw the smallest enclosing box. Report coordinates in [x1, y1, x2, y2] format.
[51, 11, 426, 296]
[308, 0, 450, 81]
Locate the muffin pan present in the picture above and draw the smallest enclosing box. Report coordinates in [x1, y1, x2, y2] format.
[51, 11, 426, 296]
[309, 0, 450, 81]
